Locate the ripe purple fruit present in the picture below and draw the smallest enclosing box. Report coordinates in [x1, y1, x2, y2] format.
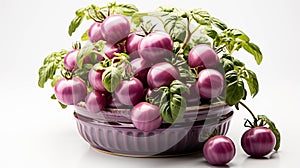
[88, 22, 104, 43]
[54, 77, 87, 105]
[101, 14, 130, 44]
[125, 32, 144, 59]
[196, 69, 224, 98]
[188, 44, 219, 69]
[138, 31, 173, 63]
[147, 62, 180, 89]
[203, 135, 236, 166]
[241, 127, 276, 158]
[85, 90, 107, 113]
[114, 78, 144, 106]
[131, 102, 162, 132]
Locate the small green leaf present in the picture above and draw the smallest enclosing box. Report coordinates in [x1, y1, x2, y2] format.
[221, 58, 235, 72]
[68, 15, 84, 36]
[257, 115, 281, 151]
[242, 42, 263, 65]
[81, 29, 89, 41]
[102, 67, 122, 92]
[244, 69, 259, 97]
[225, 70, 238, 83]
[59, 101, 68, 109]
[225, 80, 245, 106]
[50, 94, 56, 100]
[211, 17, 227, 30]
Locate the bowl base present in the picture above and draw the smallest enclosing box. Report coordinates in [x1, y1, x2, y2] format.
[91, 146, 201, 158]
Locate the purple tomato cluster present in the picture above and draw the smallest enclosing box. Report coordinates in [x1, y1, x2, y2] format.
[54, 13, 228, 131]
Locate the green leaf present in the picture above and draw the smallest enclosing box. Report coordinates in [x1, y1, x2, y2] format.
[244, 69, 259, 97]
[81, 29, 89, 41]
[68, 15, 84, 36]
[222, 58, 235, 72]
[169, 94, 186, 121]
[102, 67, 122, 92]
[257, 115, 281, 151]
[211, 17, 227, 30]
[112, 4, 138, 16]
[230, 29, 250, 42]
[233, 59, 245, 67]
[59, 101, 68, 109]
[38, 62, 56, 88]
[191, 9, 211, 25]
[242, 42, 263, 65]
[225, 70, 238, 83]
[225, 80, 245, 106]
[76, 43, 94, 69]
[170, 80, 189, 95]
[50, 94, 56, 100]
[131, 13, 149, 26]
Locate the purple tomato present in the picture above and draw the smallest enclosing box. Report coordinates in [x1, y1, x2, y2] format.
[196, 69, 224, 98]
[103, 44, 123, 59]
[130, 58, 150, 86]
[88, 69, 106, 92]
[188, 44, 219, 69]
[115, 77, 144, 106]
[138, 31, 173, 63]
[241, 127, 276, 158]
[131, 102, 162, 132]
[64, 49, 79, 71]
[203, 135, 236, 166]
[101, 14, 130, 44]
[147, 62, 180, 89]
[88, 22, 104, 43]
[125, 32, 144, 59]
[54, 77, 87, 105]
[85, 90, 107, 113]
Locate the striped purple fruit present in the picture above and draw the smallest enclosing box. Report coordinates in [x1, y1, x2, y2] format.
[138, 31, 173, 63]
[203, 135, 235, 165]
[241, 127, 276, 158]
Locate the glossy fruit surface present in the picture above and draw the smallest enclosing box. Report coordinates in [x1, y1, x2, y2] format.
[88, 22, 104, 43]
[103, 44, 123, 59]
[147, 62, 180, 89]
[131, 102, 162, 132]
[130, 58, 150, 86]
[241, 127, 276, 158]
[203, 135, 235, 166]
[188, 44, 219, 69]
[64, 49, 79, 71]
[85, 90, 107, 113]
[138, 31, 173, 63]
[125, 32, 144, 59]
[115, 77, 144, 106]
[88, 69, 106, 92]
[54, 78, 87, 105]
[101, 14, 130, 44]
[196, 69, 224, 98]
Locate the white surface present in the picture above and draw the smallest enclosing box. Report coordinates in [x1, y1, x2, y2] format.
[0, 0, 299, 167]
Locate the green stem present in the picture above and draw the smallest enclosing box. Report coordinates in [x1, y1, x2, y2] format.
[239, 101, 258, 127]
[190, 24, 201, 35]
[181, 17, 192, 51]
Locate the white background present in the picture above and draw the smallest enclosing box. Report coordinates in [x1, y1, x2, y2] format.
[0, 0, 299, 167]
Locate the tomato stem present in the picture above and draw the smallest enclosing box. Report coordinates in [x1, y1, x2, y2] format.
[239, 101, 258, 127]
[181, 17, 191, 51]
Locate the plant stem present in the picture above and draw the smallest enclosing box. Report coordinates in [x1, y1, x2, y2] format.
[239, 101, 258, 126]
[181, 17, 192, 51]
